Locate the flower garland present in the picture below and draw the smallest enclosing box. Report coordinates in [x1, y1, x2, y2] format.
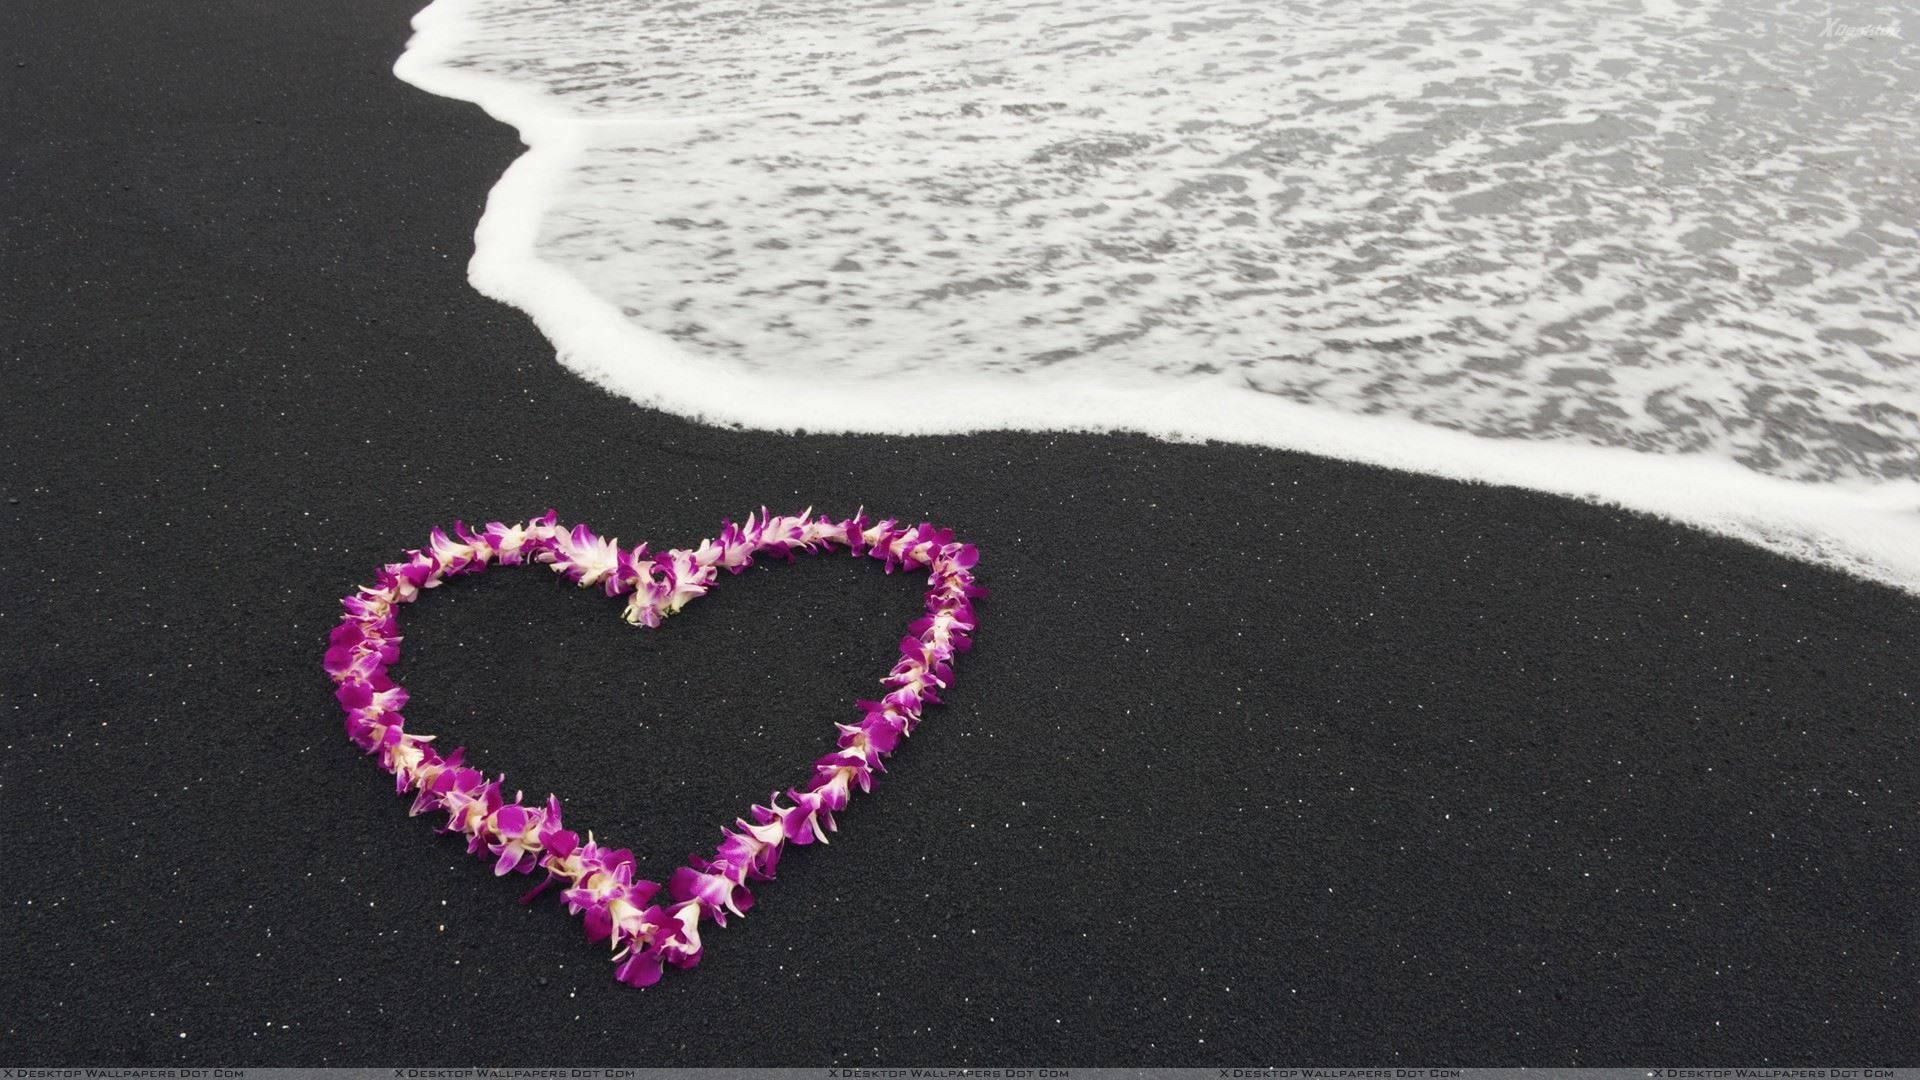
[325, 509, 983, 987]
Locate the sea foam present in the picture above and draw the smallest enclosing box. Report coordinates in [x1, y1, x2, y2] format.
[395, 0, 1920, 592]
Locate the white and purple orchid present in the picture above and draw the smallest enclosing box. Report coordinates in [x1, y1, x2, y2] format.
[326, 509, 983, 988]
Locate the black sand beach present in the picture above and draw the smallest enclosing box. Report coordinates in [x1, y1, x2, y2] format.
[3, 0, 1917, 1065]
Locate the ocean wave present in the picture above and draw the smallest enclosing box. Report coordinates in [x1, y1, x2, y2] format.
[395, 0, 1920, 591]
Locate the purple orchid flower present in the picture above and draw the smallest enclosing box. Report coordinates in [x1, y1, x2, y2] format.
[487, 794, 555, 876]
[406, 746, 467, 816]
[545, 523, 624, 589]
[667, 856, 755, 926]
[336, 675, 407, 717]
[482, 520, 533, 565]
[427, 526, 484, 576]
[712, 825, 780, 882]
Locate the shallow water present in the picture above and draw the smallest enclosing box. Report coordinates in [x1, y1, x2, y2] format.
[397, 0, 1920, 588]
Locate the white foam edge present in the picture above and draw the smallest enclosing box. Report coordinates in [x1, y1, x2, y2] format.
[393, 0, 1920, 597]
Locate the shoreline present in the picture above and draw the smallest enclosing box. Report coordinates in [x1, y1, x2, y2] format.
[3, 0, 1917, 1065]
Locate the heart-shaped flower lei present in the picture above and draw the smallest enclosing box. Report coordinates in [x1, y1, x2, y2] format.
[325, 509, 983, 987]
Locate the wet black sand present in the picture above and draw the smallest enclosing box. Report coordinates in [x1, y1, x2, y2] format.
[2, 0, 1916, 1065]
